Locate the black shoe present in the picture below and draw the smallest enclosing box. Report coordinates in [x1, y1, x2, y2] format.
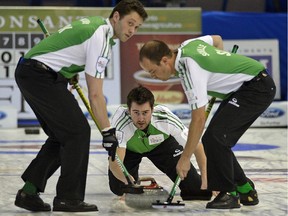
[181, 190, 212, 200]
[53, 197, 98, 212]
[206, 192, 241, 209]
[14, 189, 51, 212]
[238, 178, 259, 206]
[238, 189, 259, 205]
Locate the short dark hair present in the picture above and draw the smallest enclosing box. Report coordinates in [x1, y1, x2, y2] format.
[109, 0, 148, 21]
[127, 85, 154, 110]
[139, 40, 172, 65]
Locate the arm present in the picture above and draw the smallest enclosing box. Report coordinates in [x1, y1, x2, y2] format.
[109, 147, 131, 184]
[211, 35, 223, 50]
[194, 142, 207, 189]
[85, 73, 110, 130]
[176, 106, 206, 180]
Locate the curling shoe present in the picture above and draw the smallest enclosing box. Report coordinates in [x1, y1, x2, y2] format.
[15, 189, 51, 212]
[238, 189, 259, 205]
[239, 190, 259, 205]
[53, 197, 98, 212]
[238, 178, 259, 206]
[206, 192, 241, 209]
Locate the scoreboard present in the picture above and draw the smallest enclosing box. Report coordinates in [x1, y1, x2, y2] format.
[0, 33, 44, 78]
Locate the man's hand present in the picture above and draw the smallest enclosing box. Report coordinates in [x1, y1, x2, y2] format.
[176, 154, 191, 180]
[102, 127, 118, 161]
[68, 74, 79, 86]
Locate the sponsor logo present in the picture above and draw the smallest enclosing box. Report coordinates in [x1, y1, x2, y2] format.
[173, 149, 183, 157]
[228, 98, 240, 107]
[115, 130, 123, 144]
[148, 134, 164, 145]
[172, 109, 191, 119]
[96, 56, 109, 73]
[197, 44, 209, 56]
[260, 108, 285, 118]
[0, 111, 7, 120]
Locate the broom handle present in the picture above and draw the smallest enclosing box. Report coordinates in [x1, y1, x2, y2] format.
[167, 44, 239, 203]
[73, 79, 135, 185]
[37, 18, 135, 186]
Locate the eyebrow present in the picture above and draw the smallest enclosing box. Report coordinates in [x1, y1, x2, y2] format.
[132, 109, 150, 112]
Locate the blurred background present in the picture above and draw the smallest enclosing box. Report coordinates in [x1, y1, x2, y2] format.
[0, 0, 287, 11]
[0, 0, 287, 128]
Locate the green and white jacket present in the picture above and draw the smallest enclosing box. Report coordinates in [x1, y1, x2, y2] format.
[175, 35, 265, 110]
[111, 105, 188, 154]
[25, 16, 115, 79]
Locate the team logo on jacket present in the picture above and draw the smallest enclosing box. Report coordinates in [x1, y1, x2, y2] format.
[148, 134, 164, 145]
[96, 57, 108, 73]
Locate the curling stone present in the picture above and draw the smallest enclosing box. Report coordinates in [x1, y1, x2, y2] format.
[125, 177, 169, 209]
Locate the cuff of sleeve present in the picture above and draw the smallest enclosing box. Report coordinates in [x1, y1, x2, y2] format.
[102, 126, 113, 132]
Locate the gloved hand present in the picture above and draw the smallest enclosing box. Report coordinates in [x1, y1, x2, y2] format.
[68, 74, 79, 86]
[102, 127, 118, 161]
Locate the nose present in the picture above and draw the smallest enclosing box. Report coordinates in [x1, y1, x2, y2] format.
[129, 27, 136, 35]
[137, 113, 145, 121]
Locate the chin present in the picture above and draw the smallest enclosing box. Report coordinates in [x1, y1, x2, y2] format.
[122, 37, 130, 42]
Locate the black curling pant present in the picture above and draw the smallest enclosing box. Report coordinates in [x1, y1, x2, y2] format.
[15, 62, 91, 201]
[109, 136, 202, 196]
[202, 72, 276, 192]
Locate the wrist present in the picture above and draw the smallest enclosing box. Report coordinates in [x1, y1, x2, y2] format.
[181, 152, 192, 159]
[102, 126, 113, 132]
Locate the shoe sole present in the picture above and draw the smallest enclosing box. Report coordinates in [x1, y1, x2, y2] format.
[53, 207, 98, 212]
[241, 200, 259, 206]
[206, 207, 241, 211]
[15, 201, 51, 212]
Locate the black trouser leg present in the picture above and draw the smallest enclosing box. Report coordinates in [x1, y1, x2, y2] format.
[147, 136, 202, 194]
[109, 136, 207, 197]
[202, 75, 276, 192]
[15, 64, 91, 201]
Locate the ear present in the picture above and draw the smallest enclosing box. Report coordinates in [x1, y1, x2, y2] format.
[112, 11, 120, 22]
[128, 108, 131, 116]
[161, 56, 169, 65]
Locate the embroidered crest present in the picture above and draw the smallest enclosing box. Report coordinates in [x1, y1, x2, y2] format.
[148, 134, 164, 145]
[96, 56, 108, 73]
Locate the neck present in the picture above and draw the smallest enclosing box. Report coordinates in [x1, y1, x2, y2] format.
[170, 52, 177, 76]
[109, 18, 116, 39]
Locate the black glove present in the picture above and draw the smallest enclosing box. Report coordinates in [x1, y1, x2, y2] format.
[68, 74, 79, 86]
[102, 127, 118, 161]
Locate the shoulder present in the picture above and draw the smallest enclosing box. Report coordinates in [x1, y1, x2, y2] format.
[152, 105, 176, 121]
[77, 17, 109, 33]
[111, 106, 131, 128]
[113, 105, 128, 118]
[153, 104, 171, 115]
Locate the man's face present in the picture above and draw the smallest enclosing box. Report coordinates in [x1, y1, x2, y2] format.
[113, 11, 144, 42]
[140, 57, 172, 81]
[129, 101, 152, 130]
